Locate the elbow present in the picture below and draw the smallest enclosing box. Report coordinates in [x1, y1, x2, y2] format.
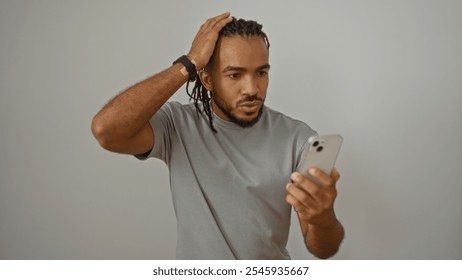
[91, 116, 117, 151]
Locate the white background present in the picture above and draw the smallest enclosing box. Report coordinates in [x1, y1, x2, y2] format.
[1, 0, 461, 259]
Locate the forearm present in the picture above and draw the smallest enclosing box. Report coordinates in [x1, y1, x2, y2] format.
[91, 62, 188, 144]
[299, 214, 344, 259]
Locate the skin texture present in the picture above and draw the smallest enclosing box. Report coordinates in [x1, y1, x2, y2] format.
[91, 12, 344, 259]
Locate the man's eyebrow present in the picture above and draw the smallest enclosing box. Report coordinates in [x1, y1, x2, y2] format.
[222, 64, 271, 73]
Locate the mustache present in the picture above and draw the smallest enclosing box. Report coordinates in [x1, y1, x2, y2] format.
[237, 95, 264, 105]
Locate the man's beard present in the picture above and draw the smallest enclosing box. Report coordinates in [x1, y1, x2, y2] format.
[212, 93, 265, 128]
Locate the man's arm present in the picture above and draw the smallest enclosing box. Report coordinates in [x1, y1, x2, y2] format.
[286, 168, 345, 259]
[91, 12, 233, 154]
[91, 64, 187, 154]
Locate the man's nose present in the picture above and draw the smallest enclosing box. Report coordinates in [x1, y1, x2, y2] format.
[241, 76, 259, 96]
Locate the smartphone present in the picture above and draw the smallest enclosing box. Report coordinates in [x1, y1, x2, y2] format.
[298, 134, 343, 179]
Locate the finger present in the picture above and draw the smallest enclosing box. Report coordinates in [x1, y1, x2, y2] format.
[308, 168, 335, 188]
[331, 167, 340, 182]
[213, 15, 233, 30]
[286, 191, 319, 218]
[290, 172, 321, 195]
[203, 12, 231, 29]
[195, 13, 232, 44]
[189, 13, 232, 69]
[285, 192, 305, 212]
[210, 12, 231, 21]
[286, 182, 315, 207]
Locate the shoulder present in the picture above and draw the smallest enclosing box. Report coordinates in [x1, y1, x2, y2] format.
[161, 101, 196, 114]
[157, 101, 199, 121]
[156, 101, 208, 131]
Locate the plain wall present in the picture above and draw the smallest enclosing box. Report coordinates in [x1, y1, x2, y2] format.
[1, 0, 461, 259]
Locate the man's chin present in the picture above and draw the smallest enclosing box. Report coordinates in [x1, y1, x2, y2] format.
[229, 109, 263, 128]
[233, 118, 259, 128]
[211, 97, 265, 128]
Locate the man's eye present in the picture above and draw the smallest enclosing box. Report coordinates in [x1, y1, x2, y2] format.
[257, 71, 268, 77]
[228, 73, 240, 79]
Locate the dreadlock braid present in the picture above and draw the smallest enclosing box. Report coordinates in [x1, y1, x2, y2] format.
[186, 17, 270, 133]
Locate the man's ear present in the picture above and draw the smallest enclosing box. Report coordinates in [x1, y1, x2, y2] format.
[199, 69, 213, 92]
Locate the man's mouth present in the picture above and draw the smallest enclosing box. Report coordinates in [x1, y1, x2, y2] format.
[240, 101, 261, 107]
[239, 101, 261, 114]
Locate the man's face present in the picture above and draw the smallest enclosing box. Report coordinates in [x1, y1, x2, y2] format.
[201, 35, 270, 127]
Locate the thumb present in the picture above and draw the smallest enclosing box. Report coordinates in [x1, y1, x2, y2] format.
[331, 168, 340, 182]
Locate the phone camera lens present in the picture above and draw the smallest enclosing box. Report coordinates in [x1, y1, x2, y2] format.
[313, 141, 319, 147]
[316, 146, 323, 152]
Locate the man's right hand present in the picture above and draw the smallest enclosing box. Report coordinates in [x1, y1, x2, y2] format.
[92, 13, 232, 155]
[187, 12, 233, 70]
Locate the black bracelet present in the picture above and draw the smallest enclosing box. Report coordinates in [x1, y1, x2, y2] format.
[173, 55, 197, 81]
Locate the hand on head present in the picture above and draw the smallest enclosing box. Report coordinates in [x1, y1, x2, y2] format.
[187, 12, 233, 70]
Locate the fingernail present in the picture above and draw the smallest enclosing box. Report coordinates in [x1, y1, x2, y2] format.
[286, 183, 291, 191]
[309, 168, 317, 175]
[291, 172, 299, 181]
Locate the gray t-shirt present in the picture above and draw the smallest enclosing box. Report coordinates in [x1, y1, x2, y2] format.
[139, 101, 316, 259]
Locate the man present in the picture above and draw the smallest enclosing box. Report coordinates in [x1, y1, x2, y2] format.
[91, 12, 344, 259]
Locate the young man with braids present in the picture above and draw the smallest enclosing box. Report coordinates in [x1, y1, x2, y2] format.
[91, 12, 344, 259]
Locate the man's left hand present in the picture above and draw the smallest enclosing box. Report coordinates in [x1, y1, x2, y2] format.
[286, 168, 340, 227]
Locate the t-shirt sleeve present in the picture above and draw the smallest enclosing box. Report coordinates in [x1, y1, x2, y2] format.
[134, 102, 176, 163]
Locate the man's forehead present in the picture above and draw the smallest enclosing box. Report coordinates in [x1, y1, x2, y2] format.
[212, 35, 269, 69]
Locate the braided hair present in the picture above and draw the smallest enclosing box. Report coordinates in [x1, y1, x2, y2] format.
[186, 17, 270, 133]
